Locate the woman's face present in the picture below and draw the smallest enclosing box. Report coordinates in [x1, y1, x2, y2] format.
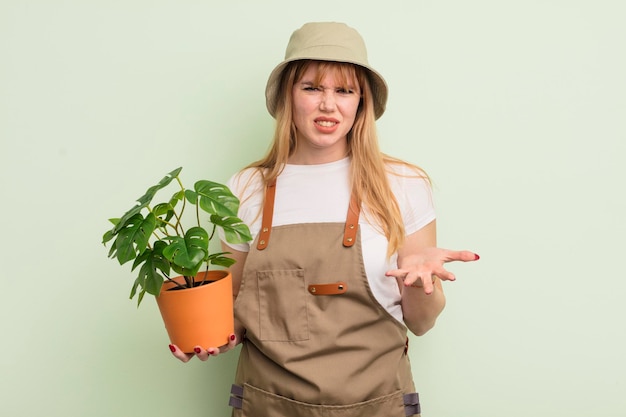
[289, 63, 361, 164]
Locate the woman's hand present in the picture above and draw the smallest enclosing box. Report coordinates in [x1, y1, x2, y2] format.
[168, 328, 243, 363]
[386, 247, 479, 295]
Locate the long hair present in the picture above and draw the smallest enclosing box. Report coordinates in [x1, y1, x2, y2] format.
[246, 60, 429, 256]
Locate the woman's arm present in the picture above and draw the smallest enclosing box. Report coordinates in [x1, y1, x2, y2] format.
[393, 220, 445, 336]
[224, 243, 248, 301]
[386, 220, 478, 336]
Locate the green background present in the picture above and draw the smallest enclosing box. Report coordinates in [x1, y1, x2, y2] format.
[1, 1, 624, 416]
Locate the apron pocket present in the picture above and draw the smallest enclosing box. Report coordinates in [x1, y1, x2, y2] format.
[257, 269, 309, 341]
[240, 383, 411, 417]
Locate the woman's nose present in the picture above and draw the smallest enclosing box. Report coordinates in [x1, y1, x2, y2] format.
[319, 89, 337, 111]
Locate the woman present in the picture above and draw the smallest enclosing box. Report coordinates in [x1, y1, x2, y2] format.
[171, 22, 478, 416]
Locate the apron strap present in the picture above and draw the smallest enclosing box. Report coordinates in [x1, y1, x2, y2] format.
[256, 179, 361, 250]
[256, 179, 276, 250]
[343, 196, 360, 247]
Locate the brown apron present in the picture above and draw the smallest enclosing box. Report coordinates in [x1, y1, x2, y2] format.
[229, 182, 421, 417]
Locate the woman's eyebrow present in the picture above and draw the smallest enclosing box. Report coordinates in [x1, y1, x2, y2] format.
[299, 81, 358, 90]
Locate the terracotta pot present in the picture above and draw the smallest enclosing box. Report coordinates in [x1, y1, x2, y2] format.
[156, 270, 234, 353]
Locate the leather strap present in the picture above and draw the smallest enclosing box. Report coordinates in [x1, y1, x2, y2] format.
[308, 282, 348, 295]
[343, 196, 360, 247]
[403, 392, 421, 416]
[256, 179, 276, 250]
[229, 384, 244, 409]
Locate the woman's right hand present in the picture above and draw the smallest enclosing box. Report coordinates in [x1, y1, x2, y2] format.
[169, 330, 241, 363]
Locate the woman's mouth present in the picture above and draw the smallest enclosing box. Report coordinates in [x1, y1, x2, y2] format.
[316, 120, 337, 127]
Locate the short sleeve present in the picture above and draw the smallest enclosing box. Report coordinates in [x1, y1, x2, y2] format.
[388, 164, 436, 236]
[218, 169, 264, 253]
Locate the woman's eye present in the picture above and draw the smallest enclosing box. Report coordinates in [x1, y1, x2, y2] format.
[304, 86, 321, 92]
[337, 88, 354, 94]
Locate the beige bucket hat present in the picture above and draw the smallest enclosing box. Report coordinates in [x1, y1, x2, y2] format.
[265, 22, 388, 120]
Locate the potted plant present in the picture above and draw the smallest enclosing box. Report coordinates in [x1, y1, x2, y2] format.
[102, 167, 251, 353]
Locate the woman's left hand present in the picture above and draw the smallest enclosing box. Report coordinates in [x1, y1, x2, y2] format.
[385, 247, 479, 295]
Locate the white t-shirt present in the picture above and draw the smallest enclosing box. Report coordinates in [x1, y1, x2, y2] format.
[221, 157, 436, 323]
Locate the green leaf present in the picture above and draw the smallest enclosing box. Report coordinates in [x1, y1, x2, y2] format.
[138, 259, 166, 296]
[102, 228, 115, 245]
[130, 277, 140, 300]
[136, 289, 146, 307]
[210, 214, 252, 244]
[152, 202, 176, 228]
[152, 202, 172, 217]
[129, 242, 171, 304]
[110, 213, 156, 265]
[207, 252, 236, 268]
[102, 219, 120, 245]
[184, 189, 198, 204]
[112, 167, 182, 234]
[131, 241, 167, 272]
[107, 242, 117, 259]
[169, 190, 185, 207]
[162, 227, 208, 276]
[194, 180, 240, 217]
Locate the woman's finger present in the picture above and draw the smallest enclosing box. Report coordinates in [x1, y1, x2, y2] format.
[385, 269, 408, 279]
[193, 346, 211, 361]
[207, 333, 240, 356]
[227, 333, 238, 350]
[406, 275, 435, 294]
[443, 250, 480, 263]
[169, 344, 194, 363]
[420, 276, 435, 294]
[432, 268, 455, 282]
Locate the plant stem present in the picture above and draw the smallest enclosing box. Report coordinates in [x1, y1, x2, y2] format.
[195, 198, 201, 227]
[207, 223, 217, 241]
[184, 276, 193, 288]
[173, 198, 186, 236]
[164, 274, 186, 290]
[198, 265, 210, 286]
